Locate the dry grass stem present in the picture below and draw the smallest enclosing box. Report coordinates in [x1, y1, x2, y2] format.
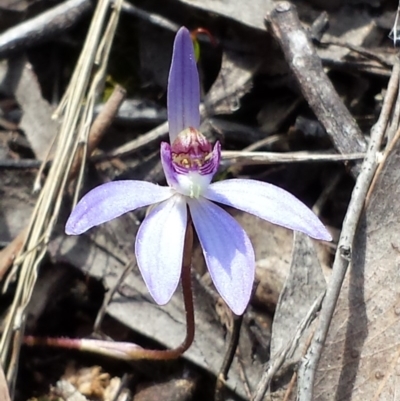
[221, 151, 365, 166]
[0, 0, 123, 393]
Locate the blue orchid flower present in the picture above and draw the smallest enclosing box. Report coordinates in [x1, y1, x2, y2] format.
[66, 27, 331, 315]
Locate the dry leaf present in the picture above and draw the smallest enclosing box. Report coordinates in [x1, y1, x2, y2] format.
[231, 210, 293, 309]
[315, 137, 400, 400]
[271, 233, 326, 364]
[0, 57, 59, 160]
[63, 365, 110, 399]
[174, 0, 274, 30]
[0, 169, 36, 242]
[203, 50, 257, 116]
[316, 6, 389, 71]
[55, 380, 89, 401]
[133, 378, 197, 401]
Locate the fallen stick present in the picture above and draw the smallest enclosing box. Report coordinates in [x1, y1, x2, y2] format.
[0, 0, 92, 59]
[265, 2, 367, 178]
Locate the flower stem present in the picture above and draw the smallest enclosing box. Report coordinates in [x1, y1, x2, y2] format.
[24, 222, 195, 360]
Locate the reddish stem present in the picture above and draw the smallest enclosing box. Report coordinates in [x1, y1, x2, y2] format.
[24, 222, 195, 360]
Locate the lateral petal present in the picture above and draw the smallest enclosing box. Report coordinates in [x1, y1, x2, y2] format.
[66, 181, 173, 235]
[167, 27, 200, 142]
[136, 195, 188, 305]
[205, 179, 332, 241]
[188, 198, 255, 315]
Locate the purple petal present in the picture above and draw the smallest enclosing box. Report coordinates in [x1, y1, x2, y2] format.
[167, 27, 200, 142]
[188, 198, 255, 315]
[205, 179, 332, 241]
[136, 195, 187, 305]
[160, 142, 178, 188]
[66, 181, 173, 235]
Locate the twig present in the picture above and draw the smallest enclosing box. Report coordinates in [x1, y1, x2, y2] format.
[283, 372, 297, 401]
[296, 59, 400, 401]
[265, 2, 367, 178]
[214, 314, 243, 401]
[366, 125, 400, 204]
[323, 58, 391, 78]
[70, 84, 126, 178]
[241, 135, 283, 152]
[252, 292, 325, 401]
[236, 347, 253, 399]
[0, 229, 28, 283]
[92, 120, 169, 161]
[387, 84, 400, 143]
[283, 330, 315, 401]
[93, 261, 133, 333]
[0, 0, 92, 59]
[320, 37, 393, 69]
[221, 151, 365, 166]
[0, 159, 41, 169]
[0, 116, 18, 130]
[0, 0, 179, 67]
[120, 1, 179, 32]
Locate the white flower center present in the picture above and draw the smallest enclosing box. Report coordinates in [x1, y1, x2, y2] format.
[175, 171, 211, 198]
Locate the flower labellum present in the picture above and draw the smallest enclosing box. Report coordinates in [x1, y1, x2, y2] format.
[162, 127, 220, 198]
[66, 27, 332, 315]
